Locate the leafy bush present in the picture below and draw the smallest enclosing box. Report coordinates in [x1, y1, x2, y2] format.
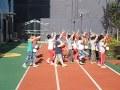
[107, 38, 120, 59]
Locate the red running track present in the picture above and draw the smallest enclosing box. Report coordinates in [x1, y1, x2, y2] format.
[17, 43, 120, 90]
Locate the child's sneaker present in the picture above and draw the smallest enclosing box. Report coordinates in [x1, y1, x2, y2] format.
[101, 65, 106, 68]
[22, 63, 27, 68]
[54, 64, 59, 66]
[97, 63, 101, 67]
[79, 61, 84, 65]
[33, 64, 39, 67]
[62, 64, 67, 67]
[93, 61, 97, 63]
[90, 62, 94, 64]
[46, 58, 50, 64]
[75, 60, 79, 63]
[70, 61, 74, 63]
[50, 62, 54, 65]
[29, 63, 32, 66]
[79, 56, 84, 59]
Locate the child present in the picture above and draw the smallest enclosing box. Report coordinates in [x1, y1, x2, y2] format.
[54, 35, 67, 67]
[66, 34, 74, 63]
[89, 35, 98, 64]
[22, 34, 38, 68]
[77, 36, 89, 64]
[97, 35, 107, 68]
[32, 36, 41, 62]
[72, 36, 79, 62]
[46, 33, 56, 65]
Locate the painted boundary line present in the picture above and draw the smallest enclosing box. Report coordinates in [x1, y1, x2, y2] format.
[15, 67, 30, 90]
[77, 62, 102, 90]
[42, 43, 60, 90]
[15, 44, 43, 90]
[105, 64, 120, 76]
[54, 66, 60, 90]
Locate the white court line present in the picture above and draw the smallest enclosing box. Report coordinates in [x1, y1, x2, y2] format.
[54, 66, 60, 90]
[15, 44, 43, 90]
[77, 62, 102, 90]
[105, 65, 120, 76]
[15, 67, 30, 90]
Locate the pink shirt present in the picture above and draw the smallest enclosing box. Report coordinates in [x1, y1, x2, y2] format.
[33, 40, 37, 47]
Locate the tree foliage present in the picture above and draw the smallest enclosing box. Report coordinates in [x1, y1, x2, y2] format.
[107, 37, 120, 60]
[108, 3, 120, 29]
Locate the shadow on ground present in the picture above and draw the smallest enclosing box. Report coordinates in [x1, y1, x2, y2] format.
[0, 41, 26, 58]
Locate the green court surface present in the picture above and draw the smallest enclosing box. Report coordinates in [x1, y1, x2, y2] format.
[0, 42, 28, 90]
[106, 61, 120, 73]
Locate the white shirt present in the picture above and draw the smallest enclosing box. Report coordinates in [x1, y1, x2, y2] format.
[90, 40, 96, 50]
[72, 41, 77, 49]
[77, 40, 84, 50]
[99, 41, 105, 53]
[48, 39, 55, 50]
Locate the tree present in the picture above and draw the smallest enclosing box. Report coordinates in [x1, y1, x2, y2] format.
[108, 2, 120, 41]
[109, 2, 120, 29]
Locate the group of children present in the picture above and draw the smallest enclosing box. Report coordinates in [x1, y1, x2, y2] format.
[22, 31, 110, 68]
[46, 32, 67, 67]
[46, 31, 110, 68]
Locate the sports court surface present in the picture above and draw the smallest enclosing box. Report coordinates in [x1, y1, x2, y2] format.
[0, 42, 120, 90]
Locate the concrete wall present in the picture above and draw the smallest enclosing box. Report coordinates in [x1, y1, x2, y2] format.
[48, 0, 107, 34]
